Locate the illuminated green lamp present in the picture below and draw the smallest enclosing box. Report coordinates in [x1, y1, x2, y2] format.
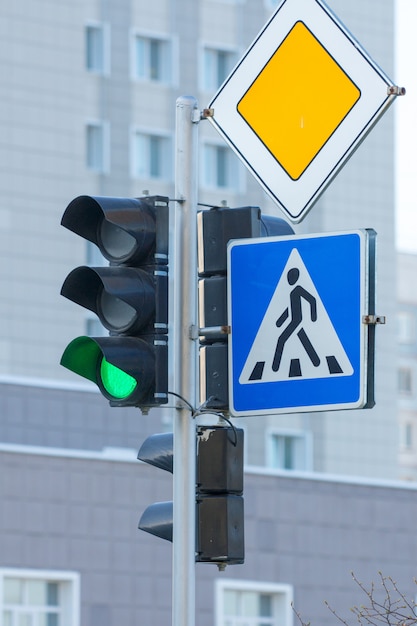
[60, 336, 156, 407]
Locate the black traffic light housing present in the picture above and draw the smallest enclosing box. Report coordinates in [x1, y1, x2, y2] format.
[198, 206, 294, 410]
[196, 425, 244, 565]
[137, 432, 174, 542]
[138, 425, 245, 567]
[60, 195, 169, 409]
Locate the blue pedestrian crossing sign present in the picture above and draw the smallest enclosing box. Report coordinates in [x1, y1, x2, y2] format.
[228, 230, 376, 416]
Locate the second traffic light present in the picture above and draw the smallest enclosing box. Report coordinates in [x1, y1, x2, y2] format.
[138, 424, 244, 566]
[198, 206, 294, 410]
[60, 195, 169, 410]
[196, 425, 244, 565]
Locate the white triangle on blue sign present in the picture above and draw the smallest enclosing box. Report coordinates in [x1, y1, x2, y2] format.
[239, 248, 354, 384]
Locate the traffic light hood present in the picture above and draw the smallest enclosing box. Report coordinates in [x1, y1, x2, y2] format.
[61, 195, 168, 265]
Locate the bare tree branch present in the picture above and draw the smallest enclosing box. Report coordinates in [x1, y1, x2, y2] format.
[293, 572, 417, 626]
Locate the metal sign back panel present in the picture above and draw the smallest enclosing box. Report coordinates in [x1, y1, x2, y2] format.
[228, 230, 376, 416]
[208, 0, 399, 223]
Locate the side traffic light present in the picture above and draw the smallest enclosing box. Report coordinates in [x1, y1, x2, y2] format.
[198, 205, 294, 409]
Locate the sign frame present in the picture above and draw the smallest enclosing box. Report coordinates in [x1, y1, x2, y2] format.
[208, 0, 399, 223]
[227, 229, 376, 416]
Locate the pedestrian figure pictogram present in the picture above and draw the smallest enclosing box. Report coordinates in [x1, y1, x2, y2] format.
[272, 267, 320, 372]
[239, 248, 354, 384]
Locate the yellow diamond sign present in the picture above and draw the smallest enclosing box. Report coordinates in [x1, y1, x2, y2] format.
[237, 21, 361, 180]
[207, 0, 402, 223]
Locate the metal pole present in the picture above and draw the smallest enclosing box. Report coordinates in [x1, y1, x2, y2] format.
[172, 95, 199, 626]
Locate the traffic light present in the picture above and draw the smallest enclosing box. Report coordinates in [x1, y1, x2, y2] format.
[60, 195, 169, 410]
[137, 432, 174, 541]
[138, 424, 244, 567]
[196, 425, 244, 566]
[198, 206, 294, 410]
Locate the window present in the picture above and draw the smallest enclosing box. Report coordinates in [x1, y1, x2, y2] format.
[203, 47, 236, 91]
[268, 431, 311, 471]
[216, 580, 293, 626]
[0, 568, 80, 626]
[202, 143, 240, 190]
[86, 122, 109, 173]
[398, 311, 416, 344]
[85, 23, 109, 74]
[398, 367, 412, 394]
[132, 130, 172, 180]
[400, 422, 413, 449]
[132, 33, 173, 83]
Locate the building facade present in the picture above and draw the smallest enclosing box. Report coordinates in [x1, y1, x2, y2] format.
[0, 2, 412, 624]
[1, 380, 417, 626]
[0, 0, 399, 479]
[397, 253, 417, 479]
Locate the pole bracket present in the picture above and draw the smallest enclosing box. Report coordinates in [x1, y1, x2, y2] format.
[201, 108, 214, 119]
[362, 315, 386, 325]
[199, 325, 231, 338]
[387, 85, 406, 96]
[189, 324, 199, 340]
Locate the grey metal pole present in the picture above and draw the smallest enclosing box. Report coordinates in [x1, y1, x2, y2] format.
[172, 95, 199, 626]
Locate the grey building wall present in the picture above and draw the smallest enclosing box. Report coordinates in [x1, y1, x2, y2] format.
[397, 253, 417, 478]
[0, 381, 416, 625]
[0, 379, 160, 452]
[0, 0, 400, 478]
[1, 443, 417, 626]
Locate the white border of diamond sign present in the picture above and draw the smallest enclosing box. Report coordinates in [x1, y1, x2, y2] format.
[208, 0, 396, 223]
[227, 229, 376, 416]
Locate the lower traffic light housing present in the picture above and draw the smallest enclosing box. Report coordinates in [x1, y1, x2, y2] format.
[137, 432, 174, 542]
[138, 426, 245, 566]
[196, 425, 244, 565]
[197, 495, 244, 564]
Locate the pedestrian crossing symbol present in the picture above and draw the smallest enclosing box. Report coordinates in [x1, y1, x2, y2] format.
[228, 230, 376, 416]
[240, 248, 354, 384]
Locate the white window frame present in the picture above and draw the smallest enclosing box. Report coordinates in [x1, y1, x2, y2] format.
[200, 43, 238, 92]
[85, 21, 110, 75]
[398, 366, 413, 395]
[130, 127, 173, 181]
[400, 421, 413, 450]
[267, 428, 313, 472]
[398, 310, 416, 345]
[215, 579, 293, 626]
[0, 568, 80, 626]
[201, 140, 243, 191]
[130, 29, 178, 85]
[85, 120, 110, 174]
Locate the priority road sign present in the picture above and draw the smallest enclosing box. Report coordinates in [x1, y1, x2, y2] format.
[207, 0, 404, 223]
[227, 230, 376, 416]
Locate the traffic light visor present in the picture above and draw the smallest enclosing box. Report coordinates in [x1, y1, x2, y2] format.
[60, 336, 101, 384]
[61, 195, 166, 265]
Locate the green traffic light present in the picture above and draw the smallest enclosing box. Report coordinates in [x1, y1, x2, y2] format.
[99, 356, 137, 400]
[60, 335, 162, 407]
